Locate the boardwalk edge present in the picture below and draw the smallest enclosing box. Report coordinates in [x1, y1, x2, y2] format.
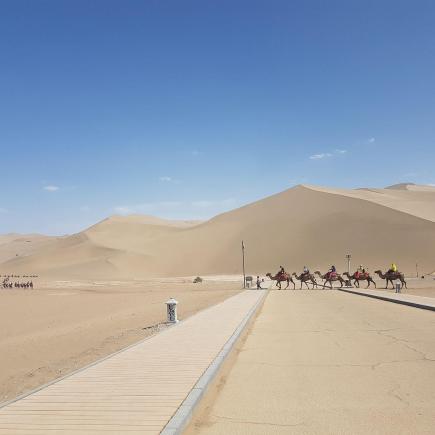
[160, 289, 268, 435]
[338, 288, 435, 311]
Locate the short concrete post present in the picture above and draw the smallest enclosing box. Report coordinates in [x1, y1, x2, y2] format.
[395, 282, 401, 293]
[166, 298, 179, 323]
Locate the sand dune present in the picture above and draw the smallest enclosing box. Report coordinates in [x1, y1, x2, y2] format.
[0, 233, 60, 265]
[2, 184, 435, 278]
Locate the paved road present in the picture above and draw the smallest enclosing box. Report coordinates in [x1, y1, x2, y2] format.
[186, 290, 435, 435]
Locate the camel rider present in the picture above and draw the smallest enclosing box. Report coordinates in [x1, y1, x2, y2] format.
[303, 266, 309, 277]
[388, 263, 398, 274]
[328, 265, 336, 278]
[356, 265, 364, 278]
[277, 265, 285, 278]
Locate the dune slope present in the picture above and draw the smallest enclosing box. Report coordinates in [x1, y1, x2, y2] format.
[2, 185, 435, 278]
[0, 234, 60, 265]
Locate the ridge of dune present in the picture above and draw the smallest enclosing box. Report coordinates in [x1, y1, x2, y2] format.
[385, 182, 416, 190]
[94, 214, 203, 228]
[303, 183, 435, 222]
[404, 184, 435, 192]
[383, 183, 435, 191]
[0, 233, 54, 245]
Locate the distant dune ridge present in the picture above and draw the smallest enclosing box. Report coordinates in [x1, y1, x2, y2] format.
[2, 184, 435, 279]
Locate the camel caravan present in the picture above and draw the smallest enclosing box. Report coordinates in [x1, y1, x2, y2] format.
[266, 264, 407, 290]
[1, 276, 35, 289]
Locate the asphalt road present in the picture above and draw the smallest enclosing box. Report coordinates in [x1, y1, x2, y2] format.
[185, 290, 435, 435]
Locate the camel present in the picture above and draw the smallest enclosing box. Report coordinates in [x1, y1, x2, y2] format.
[292, 272, 318, 289]
[266, 272, 295, 290]
[343, 271, 376, 288]
[314, 271, 346, 289]
[374, 270, 407, 289]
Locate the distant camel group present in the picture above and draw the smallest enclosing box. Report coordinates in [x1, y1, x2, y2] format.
[266, 269, 407, 290]
[2, 277, 34, 289]
[1, 274, 38, 278]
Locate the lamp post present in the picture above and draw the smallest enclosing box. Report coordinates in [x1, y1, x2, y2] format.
[346, 254, 351, 275]
[242, 240, 246, 289]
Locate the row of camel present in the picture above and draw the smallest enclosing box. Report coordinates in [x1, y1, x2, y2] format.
[266, 270, 407, 290]
[2, 281, 34, 289]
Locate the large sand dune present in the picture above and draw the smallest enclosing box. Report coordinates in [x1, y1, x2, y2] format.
[2, 184, 435, 278]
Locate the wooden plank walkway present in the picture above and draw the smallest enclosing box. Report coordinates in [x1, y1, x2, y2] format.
[0, 290, 266, 435]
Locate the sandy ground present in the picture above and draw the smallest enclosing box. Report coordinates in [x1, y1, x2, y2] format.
[0, 277, 242, 404]
[346, 276, 435, 298]
[186, 290, 435, 435]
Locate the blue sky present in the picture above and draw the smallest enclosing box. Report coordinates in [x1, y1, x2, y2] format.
[1, 0, 434, 235]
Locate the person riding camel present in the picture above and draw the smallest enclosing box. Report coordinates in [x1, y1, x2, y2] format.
[277, 266, 285, 278]
[388, 263, 398, 275]
[302, 266, 309, 277]
[356, 265, 364, 279]
[328, 265, 337, 279]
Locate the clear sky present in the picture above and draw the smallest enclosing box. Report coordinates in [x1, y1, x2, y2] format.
[1, 0, 434, 235]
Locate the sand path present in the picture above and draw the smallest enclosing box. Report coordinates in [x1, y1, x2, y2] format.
[186, 290, 435, 435]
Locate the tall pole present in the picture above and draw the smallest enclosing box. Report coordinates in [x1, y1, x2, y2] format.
[346, 254, 351, 275]
[242, 240, 246, 289]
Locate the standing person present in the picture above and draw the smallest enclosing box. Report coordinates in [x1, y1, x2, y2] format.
[256, 276, 263, 290]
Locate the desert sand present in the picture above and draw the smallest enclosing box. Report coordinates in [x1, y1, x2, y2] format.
[0, 277, 241, 403]
[2, 182, 435, 407]
[2, 183, 435, 280]
[185, 291, 435, 435]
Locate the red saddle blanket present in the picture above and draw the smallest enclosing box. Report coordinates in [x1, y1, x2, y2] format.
[355, 272, 368, 279]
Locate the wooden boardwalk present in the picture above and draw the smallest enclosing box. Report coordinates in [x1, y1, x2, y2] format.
[0, 290, 265, 435]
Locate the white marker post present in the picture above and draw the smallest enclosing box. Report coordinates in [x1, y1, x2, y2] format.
[166, 298, 179, 323]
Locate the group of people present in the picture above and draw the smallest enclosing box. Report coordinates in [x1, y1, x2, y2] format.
[2, 278, 34, 289]
[1, 274, 38, 278]
[275, 263, 399, 280]
[275, 264, 339, 279]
